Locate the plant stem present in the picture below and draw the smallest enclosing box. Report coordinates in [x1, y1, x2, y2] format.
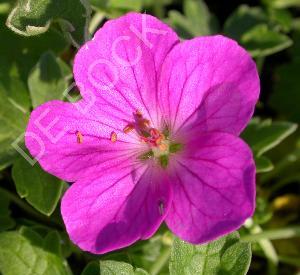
[244, 219, 278, 275]
[149, 247, 171, 275]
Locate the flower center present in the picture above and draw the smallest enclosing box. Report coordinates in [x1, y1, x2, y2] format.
[123, 111, 182, 168]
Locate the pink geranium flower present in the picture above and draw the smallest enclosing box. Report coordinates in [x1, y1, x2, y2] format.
[25, 13, 260, 254]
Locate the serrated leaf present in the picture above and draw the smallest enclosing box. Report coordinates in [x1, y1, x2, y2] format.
[12, 157, 64, 216]
[0, 230, 71, 275]
[6, 0, 90, 45]
[242, 118, 297, 156]
[168, 0, 218, 39]
[28, 51, 71, 107]
[81, 261, 148, 275]
[169, 232, 251, 275]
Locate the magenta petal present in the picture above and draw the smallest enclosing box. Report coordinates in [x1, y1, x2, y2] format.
[74, 12, 179, 127]
[61, 165, 172, 254]
[165, 132, 255, 244]
[25, 100, 142, 182]
[158, 35, 260, 135]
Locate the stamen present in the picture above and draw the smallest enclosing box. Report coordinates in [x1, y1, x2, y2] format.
[110, 131, 117, 143]
[76, 131, 83, 144]
[123, 124, 134, 134]
[141, 119, 150, 127]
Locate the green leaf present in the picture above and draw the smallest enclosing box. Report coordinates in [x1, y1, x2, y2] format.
[224, 5, 267, 40]
[255, 156, 274, 173]
[81, 262, 100, 275]
[241, 24, 293, 57]
[81, 261, 148, 275]
[44, 231, 62, 256]
[263, 0, 300, 9]
[0, 230, 71, 275]
[28, 51, 71, 107]
[169, 232, 251, 275]
[224, 5, 292, 57]
[12, 157, 64, 216]
[6, 0, 91, 45]
[0, 13, 67, 83]
[0, 84, 29, 169]
[270, 63, 300, 122]
[90, 0, 142, 17]
[242, 118, 298, 156]
[268, 9, 293, 32]
[168, 0, 218, 39]
[253, 197, 273, 224]
[0, 195, 15, 231]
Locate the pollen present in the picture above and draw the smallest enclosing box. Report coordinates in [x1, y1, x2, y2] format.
[123, 124, 134, 134]
[76, 131, 83, 144]
[110, 131, 117, 143]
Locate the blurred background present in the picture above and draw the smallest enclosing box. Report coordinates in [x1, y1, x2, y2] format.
[0, 0, 300, 274]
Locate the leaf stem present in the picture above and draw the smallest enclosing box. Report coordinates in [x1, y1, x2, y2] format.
[149, 247, 171, 275]
[244, 219, 278, 275]
[242, 226, 300, 242]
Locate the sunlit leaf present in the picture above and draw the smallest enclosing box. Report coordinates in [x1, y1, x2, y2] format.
[81, 260, 149, 275]
[0, 84, 29, 169]
[12, 157, 64, 216]
[28, 51, 71, 107]
[169, 232, 251, 275]
[0, 230, 71, 275]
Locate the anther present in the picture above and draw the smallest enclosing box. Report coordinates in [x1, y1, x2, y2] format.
[76, 131, 83, 144]
[141, 119, 150, 127]
[110, 131, 117, 143]
[123, 124, 134, 134]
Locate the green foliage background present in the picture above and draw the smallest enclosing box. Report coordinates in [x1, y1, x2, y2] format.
[0, 0, 300, 274]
